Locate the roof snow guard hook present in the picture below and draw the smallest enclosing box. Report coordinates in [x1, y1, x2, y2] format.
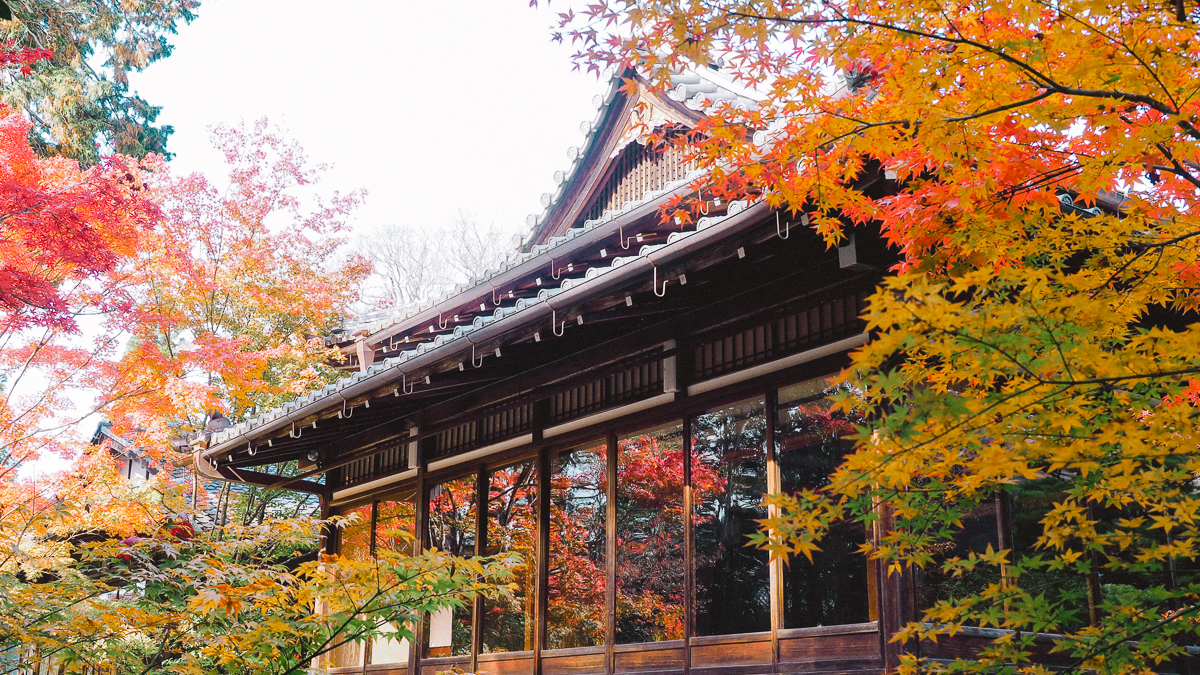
[247, 440, 255, 457]
[290, 421, 302, 439]
[776, 211, 790, 240]
[552, 309, 566, 337]
[489, 281, 503, 307]
[396, 371, 415, 396]
[652, 265, 668, 298]
[436, 312, 450, 331]
[471, 343, 485, 368]
[550, 257, 564, 281]
[340, 397, 354, 419]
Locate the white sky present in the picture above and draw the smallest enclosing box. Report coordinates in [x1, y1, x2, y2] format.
[130, 0, 606, 241]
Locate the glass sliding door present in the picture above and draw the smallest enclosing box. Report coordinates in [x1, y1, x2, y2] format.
[775, 380, 870, 628]
[426, 474, 478, 657]
[692, 398, 771, 636]
[376, 491, 417, 556]
[547, 442, 608, 650]
[616, 423, 686, 644]
[328, 503, 373, 668]
[482, 459, 539, 653]
[339, 502, 374, 561]
[372, 491, 418, 665]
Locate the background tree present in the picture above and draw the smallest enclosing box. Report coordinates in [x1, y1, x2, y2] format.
[100, 119, 369, 528]
[555, 1, 1200, 674]
[357, 211, 517, 311]
[359, 223, 442, 308]
[103, 118, 370, 458]
[0, 0, 198, 164]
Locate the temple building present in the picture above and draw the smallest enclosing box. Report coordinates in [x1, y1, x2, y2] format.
[191, 65, 918, 675]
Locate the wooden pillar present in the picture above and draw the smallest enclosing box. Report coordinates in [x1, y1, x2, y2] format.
[535, 446, 551, 675]
[875, 502, 905, 671]
[319, 490, 333, 555]
[765, 388, 782, 672]
[364, 501, 378, 673]
[472, 466, 489, 673]
[682, 415, 693, 675]
[605, 432, 618, 675]
[996, 490, 1013, 603]
[409, 464, 428, 675]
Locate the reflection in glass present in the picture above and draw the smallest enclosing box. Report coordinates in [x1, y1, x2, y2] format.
[547, 442, 607, 649]
[775, 381, 870, 628]
[373, 493, 418, 664]
[376, 493, 417, 556]
[426, 474, 477, 657]
[329, 503, 373, 667]
[482, 460, 539, 653]
[617, 423, 685, 644]
[1010, 480, 1089, 631]
[692, 398, 771, 636]
[339, 503, 373, 561]
[918, 500, 1000, 612]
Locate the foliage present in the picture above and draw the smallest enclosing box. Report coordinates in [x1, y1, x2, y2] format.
[105, 119, 371, 460]
[0, 103, 159, 479]
[0, 0, 198, 164]
[0, 58, 382, 669]
[554, 0, 1200, 673]
[0, 468, 509, 675]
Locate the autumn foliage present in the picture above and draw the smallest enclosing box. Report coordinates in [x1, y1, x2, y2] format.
[0, 90, 386, 670]
[557, 0, 1200, 672]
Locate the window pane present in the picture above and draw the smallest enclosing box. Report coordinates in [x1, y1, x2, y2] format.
[548, 442, 607, 650]
[339, 503, 373, 560]
[692, 398, 771, 636]
[426, 474, 477, 657]
[376, 491, 417, 556]
[482, 460, 539, 653]
[329, 503, 373, 668]
[776, 383, 870, 628]
[372, 492, 417, 665]
[1009, 478, 1089, 632]
[617, 423, 685, 644]
[917, 500, 1000, 613]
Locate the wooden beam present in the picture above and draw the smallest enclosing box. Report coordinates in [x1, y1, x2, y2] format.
[221, 467, 324, 495]
[535, 445, 551, 675]
[472, 465, 488, 672]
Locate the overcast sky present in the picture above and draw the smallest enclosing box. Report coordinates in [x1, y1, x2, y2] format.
[130, 0, 606, 241]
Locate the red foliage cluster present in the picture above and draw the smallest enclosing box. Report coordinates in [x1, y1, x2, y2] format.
[0, 43, 53, 75]
[0, 106, 158, 333]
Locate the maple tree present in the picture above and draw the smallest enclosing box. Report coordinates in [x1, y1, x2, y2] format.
[0, 47, 399, 669]
[0, 0, 198, 163]
[554, 0, 1200, 673]
[0, 103, 158, 482]
[104, 118, 370, 464]
[2, 466, 510, 675]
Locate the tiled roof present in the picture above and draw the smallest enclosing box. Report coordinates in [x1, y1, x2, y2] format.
[336, 66, 760, 339]
[206, 66, 766, 456]
[209, 194, 763, 452]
